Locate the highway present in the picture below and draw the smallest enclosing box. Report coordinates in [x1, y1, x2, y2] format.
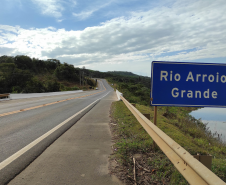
[0, 79, 115, 184]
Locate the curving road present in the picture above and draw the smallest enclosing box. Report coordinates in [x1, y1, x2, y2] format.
[0, 79, 115, 184]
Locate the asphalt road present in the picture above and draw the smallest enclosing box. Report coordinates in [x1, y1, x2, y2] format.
[0, 79, 115, 184]
[8, 82, 121, 185]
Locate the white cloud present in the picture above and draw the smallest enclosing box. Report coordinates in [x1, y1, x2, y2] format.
[0, 25, 20, 33]
[0, 0, 226, 75]
[73, 11, 94, 20]
[57, 19, 64, 22]
[72, 1, 113, 20]
[31, 0, 64, 18]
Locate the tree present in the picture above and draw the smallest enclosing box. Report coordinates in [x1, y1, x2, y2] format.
[14, 55, 33, 70]
[24, 77, 45, 93]
[46, 59, 60, 70]
[54, 63, 79, 82]
[0, 63, 16, 93]
[45, 80, 60, 92]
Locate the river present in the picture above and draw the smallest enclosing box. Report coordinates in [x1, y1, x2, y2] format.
[190, 107, 226, 143]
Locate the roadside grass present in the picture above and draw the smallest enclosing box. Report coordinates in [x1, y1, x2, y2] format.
[155, 106, 226, 158]
[110, 101, 184, 184]
[110, 101, 226, 184]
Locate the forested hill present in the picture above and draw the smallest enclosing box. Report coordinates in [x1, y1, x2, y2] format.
[107, 71, 137, 77]
[105, 71, 150, 89]
[0, 55, 150, 94]
[0, 55, 97, 94]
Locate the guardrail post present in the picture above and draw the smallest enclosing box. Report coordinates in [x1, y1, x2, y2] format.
[143, 113, 150, 120]
[193, 155, 212, 170]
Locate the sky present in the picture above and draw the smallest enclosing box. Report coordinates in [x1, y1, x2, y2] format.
[0, 0, 226, 77]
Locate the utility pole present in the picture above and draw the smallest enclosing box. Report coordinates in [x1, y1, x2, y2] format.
[80, 70, 81, 86]
[82, 71, 84, 86]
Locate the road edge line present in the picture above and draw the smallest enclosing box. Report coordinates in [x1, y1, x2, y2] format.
[0, 99, 102, 185]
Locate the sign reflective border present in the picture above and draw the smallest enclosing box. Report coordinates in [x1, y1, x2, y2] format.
[151, 61, 226, 107]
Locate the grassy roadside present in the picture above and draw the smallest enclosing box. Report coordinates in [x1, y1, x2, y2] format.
[109, 101, 226, 184]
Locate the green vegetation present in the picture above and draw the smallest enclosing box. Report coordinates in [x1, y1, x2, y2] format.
[108, 78, 150, 106]
[0, 55, 150, 95]
[109, 79, 226, 184]
[107, 71, 138, 77]
[111, 102, 181, 184]
[0, 55, 97, 93]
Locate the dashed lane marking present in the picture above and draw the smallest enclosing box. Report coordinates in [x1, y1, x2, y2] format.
[0, 81, 107, 118]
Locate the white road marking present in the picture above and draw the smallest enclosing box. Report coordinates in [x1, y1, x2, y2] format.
[0, 80, 111, 171]
[0, 98, 99, 171]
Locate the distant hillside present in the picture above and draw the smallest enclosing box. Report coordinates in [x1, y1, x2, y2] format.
[0, 55, 96, 94]
[107, 71, 138, 77]
[0, 55, 150, 94]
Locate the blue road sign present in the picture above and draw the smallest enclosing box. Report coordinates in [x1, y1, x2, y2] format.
[151, 61, 226, 107]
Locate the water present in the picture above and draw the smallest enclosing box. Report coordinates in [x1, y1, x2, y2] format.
[190, 107, 226, 142]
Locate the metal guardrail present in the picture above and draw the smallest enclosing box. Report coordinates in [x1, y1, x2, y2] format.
[116, 89, 123, 100]
[119, 95, 225, 185]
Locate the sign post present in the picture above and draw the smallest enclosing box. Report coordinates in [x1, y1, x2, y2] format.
[154, 106, 157, 126]
[153, 106, 157, 148]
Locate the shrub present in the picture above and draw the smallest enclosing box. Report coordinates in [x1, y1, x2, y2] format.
[24, 77, 46, 93]
[44, 81, 60, 92]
